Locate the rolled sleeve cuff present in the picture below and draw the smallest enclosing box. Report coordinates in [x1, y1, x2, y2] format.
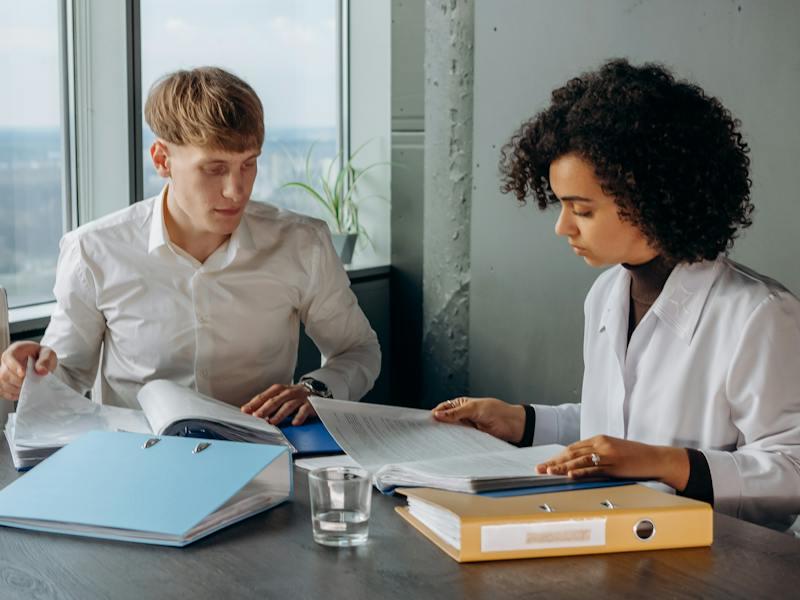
[300, 369, 349, 401]
[531, 404, 561, 446]
[702, 449, 742, 517]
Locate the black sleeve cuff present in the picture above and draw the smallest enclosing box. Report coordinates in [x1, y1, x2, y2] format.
[514, 405, 536, 447]
[677, 448, 714, 506]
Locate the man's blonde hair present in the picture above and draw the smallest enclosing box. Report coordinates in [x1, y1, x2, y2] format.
[144, 67, 264, 151]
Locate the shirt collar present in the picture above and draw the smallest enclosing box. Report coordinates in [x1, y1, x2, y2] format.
[598, 257, 722, 345]
[651, 258, 721, 344]
[147, 185, 256, 263]
[147, 186, 170, 255]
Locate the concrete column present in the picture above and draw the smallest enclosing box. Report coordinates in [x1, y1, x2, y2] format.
[422, 0, 473, 407]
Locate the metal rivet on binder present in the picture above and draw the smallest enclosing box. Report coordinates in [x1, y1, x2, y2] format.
[634, 519, 656, 541]
[192, 442, 211, 454]
[539, 503, 555, 513]
[142, 438, 160, 449]
[601, 500, 616, 509]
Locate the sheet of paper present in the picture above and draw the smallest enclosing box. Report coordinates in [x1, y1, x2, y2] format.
[137, 380, 281, 437]
[294, 454, 360, 472]
[387, 445, 566, 481]
[14, 361, 151, 448]
[309, 398, 514, 472]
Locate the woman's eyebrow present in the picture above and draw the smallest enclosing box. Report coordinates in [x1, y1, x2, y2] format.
[560, 195, 594, 204]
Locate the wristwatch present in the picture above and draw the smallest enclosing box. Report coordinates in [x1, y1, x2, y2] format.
[300, 377, 333, 399]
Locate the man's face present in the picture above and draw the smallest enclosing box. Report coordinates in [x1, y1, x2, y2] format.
[152, 141, 260, 237]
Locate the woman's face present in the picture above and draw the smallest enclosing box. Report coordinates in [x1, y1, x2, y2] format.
[549, 153, 657, 267]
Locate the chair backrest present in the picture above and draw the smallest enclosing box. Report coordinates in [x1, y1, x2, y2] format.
[0, 286, 9, 355]
[1, 286, 11, 418]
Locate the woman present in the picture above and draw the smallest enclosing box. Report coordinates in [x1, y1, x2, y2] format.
[434, 59, 800, 528]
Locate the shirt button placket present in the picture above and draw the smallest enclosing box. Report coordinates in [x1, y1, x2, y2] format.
[193, 270, 212, 395]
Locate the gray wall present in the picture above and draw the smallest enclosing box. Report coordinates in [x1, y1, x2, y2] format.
[390, 0, 425, 406]
[469, 0, 800, 406]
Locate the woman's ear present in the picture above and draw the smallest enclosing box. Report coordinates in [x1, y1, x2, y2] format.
[150, 140, 171, 178]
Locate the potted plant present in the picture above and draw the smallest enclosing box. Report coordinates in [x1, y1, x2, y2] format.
[281, 141, 387, 264]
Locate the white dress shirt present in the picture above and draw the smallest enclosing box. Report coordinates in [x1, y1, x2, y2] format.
[532, 257, 800, 526]
[41, 189, 380, 409]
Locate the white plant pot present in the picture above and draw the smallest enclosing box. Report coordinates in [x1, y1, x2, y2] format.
[331, 233, 358, 265]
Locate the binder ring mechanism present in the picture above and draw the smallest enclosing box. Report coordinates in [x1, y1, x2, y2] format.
[141, 438, 212, 454]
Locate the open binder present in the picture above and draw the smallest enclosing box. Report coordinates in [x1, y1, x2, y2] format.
[5, 362, 294, 469]
[396, 484, 712, 562]
[0, 431, 292, 546]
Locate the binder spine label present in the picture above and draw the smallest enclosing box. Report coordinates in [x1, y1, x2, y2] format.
[481, 518, 607, 552]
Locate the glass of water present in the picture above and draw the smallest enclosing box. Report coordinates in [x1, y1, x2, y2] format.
[308, 466, 372, 547]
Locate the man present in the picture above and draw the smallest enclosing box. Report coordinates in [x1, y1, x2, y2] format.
[0, 67, 380, 426]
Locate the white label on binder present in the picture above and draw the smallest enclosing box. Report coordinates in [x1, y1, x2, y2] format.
[481, 518, 607, 552]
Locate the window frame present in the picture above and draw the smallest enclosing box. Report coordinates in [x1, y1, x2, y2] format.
[10, 0, 391, 334]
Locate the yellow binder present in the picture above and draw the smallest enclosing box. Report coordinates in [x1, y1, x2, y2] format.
[396, 484, 712, 562]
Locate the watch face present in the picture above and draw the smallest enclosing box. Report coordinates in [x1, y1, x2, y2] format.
[304, 378, 329, 395]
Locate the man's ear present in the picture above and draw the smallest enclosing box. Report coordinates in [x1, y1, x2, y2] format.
[150, 140, 171, 177]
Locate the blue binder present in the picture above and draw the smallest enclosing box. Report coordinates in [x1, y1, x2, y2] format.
[0, 431, 293, 546]
[281, 419, 342, 456]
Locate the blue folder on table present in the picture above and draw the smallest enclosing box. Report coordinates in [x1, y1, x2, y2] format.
[0, 431, 292, 547]
[280, 419, 342, 456]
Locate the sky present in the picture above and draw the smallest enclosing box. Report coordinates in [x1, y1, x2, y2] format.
[0, 0, 338, 130]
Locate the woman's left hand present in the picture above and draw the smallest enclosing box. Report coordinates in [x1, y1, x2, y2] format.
[536, 435, 691, 491]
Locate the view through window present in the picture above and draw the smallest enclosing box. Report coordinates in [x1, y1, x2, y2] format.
[140, 0, 339, 220]
[0, 0, 66, 309]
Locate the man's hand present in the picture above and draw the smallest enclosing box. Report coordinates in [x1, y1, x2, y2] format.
[432, 397, 526, 444]
[0, 341, 58, 401]
[240, 383, 317, 426]
[535, 435, 691, 491]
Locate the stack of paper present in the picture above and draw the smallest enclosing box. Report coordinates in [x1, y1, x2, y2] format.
[4, 362, 291, 469]
[310, 398, 573, 493]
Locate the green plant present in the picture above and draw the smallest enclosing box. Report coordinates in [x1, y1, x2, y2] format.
[281, 140, 388, 245]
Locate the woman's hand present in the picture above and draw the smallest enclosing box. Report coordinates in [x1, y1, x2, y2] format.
[536, 435, 690, 491]
[432, 397, 526, 444]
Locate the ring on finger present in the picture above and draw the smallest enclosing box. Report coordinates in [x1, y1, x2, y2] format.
[590, 452, 601, 467]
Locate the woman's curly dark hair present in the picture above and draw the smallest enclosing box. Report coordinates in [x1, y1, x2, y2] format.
[499, 58, 753, 263]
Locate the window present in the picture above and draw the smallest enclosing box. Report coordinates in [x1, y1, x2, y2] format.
[139, 0, 340, 221]
[0, 0, 68, 309]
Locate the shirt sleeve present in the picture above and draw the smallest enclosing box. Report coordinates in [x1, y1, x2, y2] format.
[529, 402, 581, 446]
[705, 291, 800, 525]
[40, 233, 105, 395]
[297, 224, 381, 401]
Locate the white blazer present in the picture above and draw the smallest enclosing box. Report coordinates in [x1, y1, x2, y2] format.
[532, 257, 800, 526]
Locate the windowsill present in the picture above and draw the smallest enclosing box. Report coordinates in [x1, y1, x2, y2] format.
[8, 263, 391, 337]
[9, 302, 55, 337]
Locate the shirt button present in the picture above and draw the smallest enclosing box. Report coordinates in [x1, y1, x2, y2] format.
[199, 368, 209, 378]
[197, 314, 208, 324]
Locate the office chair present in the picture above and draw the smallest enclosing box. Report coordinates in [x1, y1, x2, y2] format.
[1, 286, 12, 424]
[0, 286, 9, 354]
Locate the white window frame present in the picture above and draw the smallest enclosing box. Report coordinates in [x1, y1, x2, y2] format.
[10, 0, 390, 334]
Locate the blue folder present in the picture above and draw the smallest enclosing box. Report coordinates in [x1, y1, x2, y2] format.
[0, 431, 292, 546]
[280, 419, 342, 456]
[480, 480, 636, 497]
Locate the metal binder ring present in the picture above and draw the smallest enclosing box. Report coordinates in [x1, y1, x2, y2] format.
[591, 452, 601, 467]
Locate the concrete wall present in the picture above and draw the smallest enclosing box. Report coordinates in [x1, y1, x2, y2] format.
[390, 0, 425, 406]
[469, 0, 800, 406]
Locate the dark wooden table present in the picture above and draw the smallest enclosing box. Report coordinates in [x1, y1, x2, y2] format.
[1, 440, 799, 600]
